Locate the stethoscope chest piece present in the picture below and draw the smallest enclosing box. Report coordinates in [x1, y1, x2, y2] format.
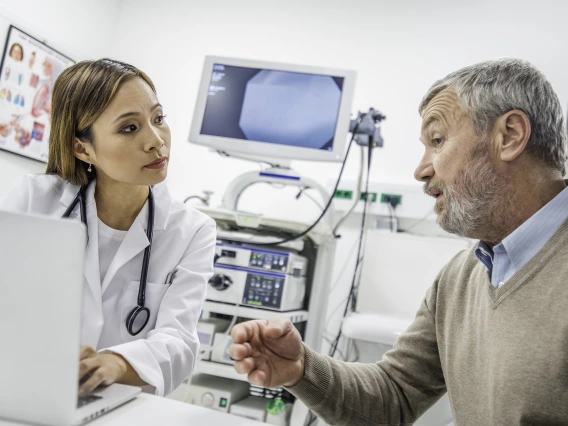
[125, 305, 150, 336]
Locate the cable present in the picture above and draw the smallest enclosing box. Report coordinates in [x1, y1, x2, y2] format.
[302, 191, 325, 211]
[350, 154, 374, 311]
[349, 261, 365, 312]
[242, 119, 363, 247]
[183, 195, 203, 204]
[387, 203, 395, 232]
[324, 247, 365, 334]
[322, 336, 348, 361]
[329, 238, 360, 294]
[296, 187, 325, 211]
[329, 139, 375, 358]
[323, 186, 376, 351]
[325, 183, 374, 357]
[324, 253, 364, 325]
[401, 211, 475, 247]
[332, 145, 365, 237]
[349, 339, 360, 362]
[401, 209, 435, 233]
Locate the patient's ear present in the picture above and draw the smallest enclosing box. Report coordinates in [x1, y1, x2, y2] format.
[494, 110, 531, 163]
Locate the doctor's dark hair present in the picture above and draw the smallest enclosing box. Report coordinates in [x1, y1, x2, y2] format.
[45, 58, 156, 186]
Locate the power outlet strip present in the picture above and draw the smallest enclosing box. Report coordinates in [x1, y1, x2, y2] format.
[328, 179, 434, 221]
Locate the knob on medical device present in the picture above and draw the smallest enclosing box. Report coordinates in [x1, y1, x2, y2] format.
[208, 274, 233, 291]
[201, 392, 215, 407]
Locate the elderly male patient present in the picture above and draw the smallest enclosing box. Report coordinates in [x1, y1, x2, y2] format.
[228, 58, 568, 426]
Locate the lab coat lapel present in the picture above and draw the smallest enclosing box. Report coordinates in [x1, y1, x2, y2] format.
[83, 184, 103, 312]
[59, 180, 81, 219]
[152, 181, 171, 231]
[101, 203, 150, 295]
[60, 181, 104, 346]
[99, 182, 172, 295]
[60, 181, 102, 306]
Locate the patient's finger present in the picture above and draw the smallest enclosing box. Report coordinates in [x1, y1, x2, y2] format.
[234, 357, 256, 375]
[263, 318, 293, 340]
[231, 320, 266, 343]
[248, 369, 267, 387]
[229, 342, 251, 360]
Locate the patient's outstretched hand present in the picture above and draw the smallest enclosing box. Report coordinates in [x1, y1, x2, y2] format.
[229, 318, 305, 389]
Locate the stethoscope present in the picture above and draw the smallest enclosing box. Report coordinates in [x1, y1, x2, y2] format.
[62, 184, 155, 336]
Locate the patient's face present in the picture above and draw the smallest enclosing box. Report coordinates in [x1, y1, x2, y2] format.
[414, 89, 504, 238]
[88, 77, 171, 187]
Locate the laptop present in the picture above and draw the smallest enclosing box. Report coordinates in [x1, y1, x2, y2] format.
[0, 210, 140, 426]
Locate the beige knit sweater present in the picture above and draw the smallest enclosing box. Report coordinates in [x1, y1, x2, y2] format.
[288, 219, 568, 425]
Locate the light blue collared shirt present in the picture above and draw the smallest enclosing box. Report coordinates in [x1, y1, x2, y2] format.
[475, 183, 568, 289]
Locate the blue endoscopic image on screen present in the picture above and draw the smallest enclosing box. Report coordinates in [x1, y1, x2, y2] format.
[200, 64, 344, 151]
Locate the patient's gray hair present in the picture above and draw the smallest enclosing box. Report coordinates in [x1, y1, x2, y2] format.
[419, 58, 567, 173]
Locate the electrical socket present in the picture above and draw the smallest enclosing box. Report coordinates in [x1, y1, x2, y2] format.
[360, 192, 378, 202]
[334, 189, 353, 200]
[380, 193, 403, 205]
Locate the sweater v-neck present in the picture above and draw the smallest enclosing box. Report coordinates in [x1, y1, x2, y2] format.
[485, 216, 568, 307]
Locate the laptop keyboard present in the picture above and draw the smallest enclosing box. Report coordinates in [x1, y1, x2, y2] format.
[77, 394, 103, 408]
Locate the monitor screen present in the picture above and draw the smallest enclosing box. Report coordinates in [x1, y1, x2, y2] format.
[189, 56, 356, 163]
[200, 64, 345, 152]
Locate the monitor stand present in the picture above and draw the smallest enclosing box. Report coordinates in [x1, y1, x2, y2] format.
[218, 151, 335, 228]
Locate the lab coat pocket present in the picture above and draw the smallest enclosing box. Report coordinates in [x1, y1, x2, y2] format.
[119, 281, 169, 342]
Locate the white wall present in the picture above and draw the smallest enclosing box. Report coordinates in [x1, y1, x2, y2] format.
[109, 0, 568, 221]
[0, 0, 120, 197]
[2, 0, 567, 357]
[5, 0, 567, 214]
[107, 0, 568, 350]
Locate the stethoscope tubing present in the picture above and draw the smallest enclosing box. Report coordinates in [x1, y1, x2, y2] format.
[62, 183, 155, 336]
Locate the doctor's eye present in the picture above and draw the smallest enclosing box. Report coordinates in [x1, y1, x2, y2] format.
[120, 124, 138, 133]
[155, 114, 167, 125]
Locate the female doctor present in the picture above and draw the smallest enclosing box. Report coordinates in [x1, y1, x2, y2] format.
[0, 59, 216, 397]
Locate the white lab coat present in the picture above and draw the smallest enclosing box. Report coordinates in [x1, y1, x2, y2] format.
[0, 174, 216, 396]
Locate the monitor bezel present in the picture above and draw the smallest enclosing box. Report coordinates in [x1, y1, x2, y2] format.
[189, 55, 357, 163]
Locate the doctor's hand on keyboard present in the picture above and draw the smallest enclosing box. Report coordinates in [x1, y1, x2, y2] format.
[229, 318, 305, 389]
[77, 346, 128, 397]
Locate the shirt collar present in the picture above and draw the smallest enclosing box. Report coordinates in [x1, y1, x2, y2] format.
[479, 182, 568, 272]
[475, 240, 494, 272]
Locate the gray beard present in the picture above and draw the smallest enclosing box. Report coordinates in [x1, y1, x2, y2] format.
[434, 144, 509, 239]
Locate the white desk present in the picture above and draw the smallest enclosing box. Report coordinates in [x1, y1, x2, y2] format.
[0, 394, 264, 426]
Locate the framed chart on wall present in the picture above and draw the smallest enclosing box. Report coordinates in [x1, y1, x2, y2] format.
[0, 25, 74, 162]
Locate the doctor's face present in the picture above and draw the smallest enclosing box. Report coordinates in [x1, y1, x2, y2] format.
[88, 77, 171, 187]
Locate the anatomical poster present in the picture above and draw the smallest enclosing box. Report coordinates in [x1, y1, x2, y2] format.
[0, 25, 74, 162]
